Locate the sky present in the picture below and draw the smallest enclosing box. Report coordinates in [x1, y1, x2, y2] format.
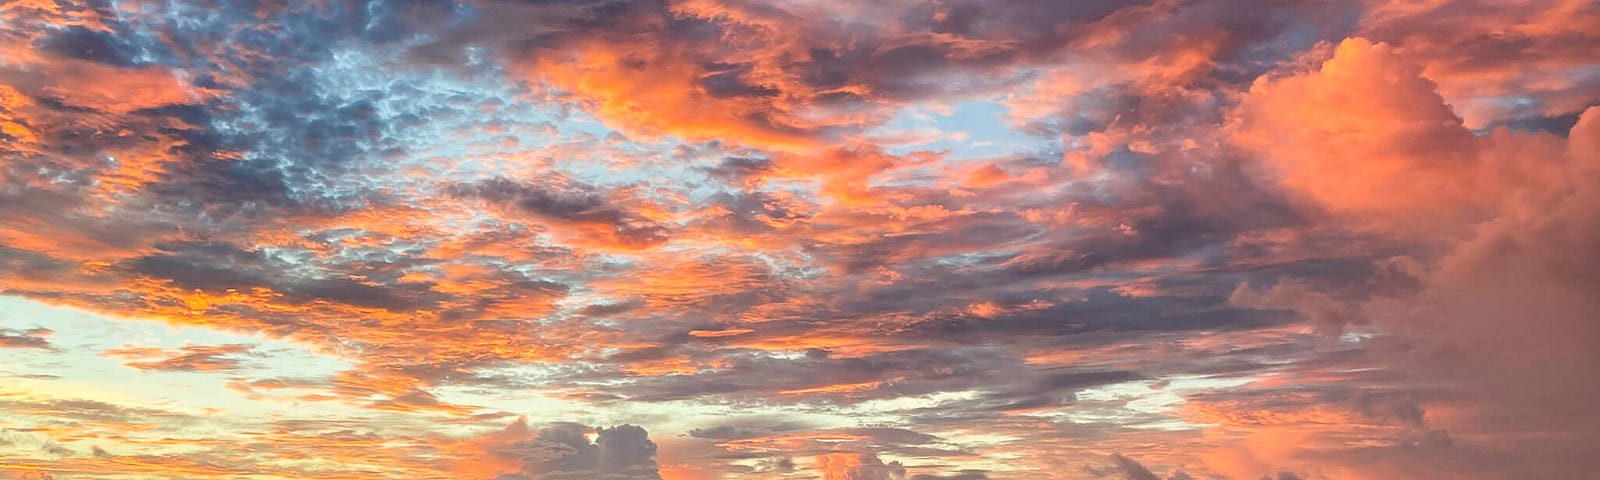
[0, 0, 1597, 479]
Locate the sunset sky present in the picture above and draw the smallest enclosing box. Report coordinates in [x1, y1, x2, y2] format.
[2, 0, 1598, 479]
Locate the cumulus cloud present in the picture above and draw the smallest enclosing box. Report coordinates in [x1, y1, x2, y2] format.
[1223, 32, 1600, 479]
[1231, 38, 1484, 230]
[817, 452, 906, 480]
[1354, 106, 1600, 477]
[454, 419, 663, 480]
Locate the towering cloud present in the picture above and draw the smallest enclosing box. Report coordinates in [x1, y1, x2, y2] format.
[1231, 39, 1482, 227]
[1226, 35, 1600, 479]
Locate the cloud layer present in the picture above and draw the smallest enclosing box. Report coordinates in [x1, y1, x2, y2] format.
[1, 0, 1596, 479]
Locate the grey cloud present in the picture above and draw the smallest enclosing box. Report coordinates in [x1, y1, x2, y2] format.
[1229, 278, 1363, 334]
[700, 155, 776, 182]
[0, 397, 203, 428]
[128, 241, 441, 312]
[33, 25, 140, 67]
[972, 370, 1146, 413]
[453, 176, 671, 248]
[492, 423, 663, 480]
[1109, 454, 1159, 480]
[0, 328, 53, 350]
[608, 348, 1008, 404]
[113, 344, 257, 373]
[687, 419, 809, 440]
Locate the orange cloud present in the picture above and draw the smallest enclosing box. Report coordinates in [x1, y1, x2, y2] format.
[513, 18, 825, 152]
[816, 451, 905, 480]
[1230, 38, 1482, 228]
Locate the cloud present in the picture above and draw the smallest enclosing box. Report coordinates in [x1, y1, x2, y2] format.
[451, 176, 671, 250]
[0, 469, 55, 480]
[1356, 0, 1600, 129]
[103, 344, 256, 372]
[1230, 38, 1483, 229]
[127, 241, 441, 312]
[0, 0, 1597, 478]
[0, 328, 52, 350]
[1229, 278, 1361, 334]
[1109, 454, 1160, 480]
[453, 419, 663, 480]
[817, 452, 906, 480]
[1353, 106, 1600, 478]
[1218, 32, 1600, 479]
